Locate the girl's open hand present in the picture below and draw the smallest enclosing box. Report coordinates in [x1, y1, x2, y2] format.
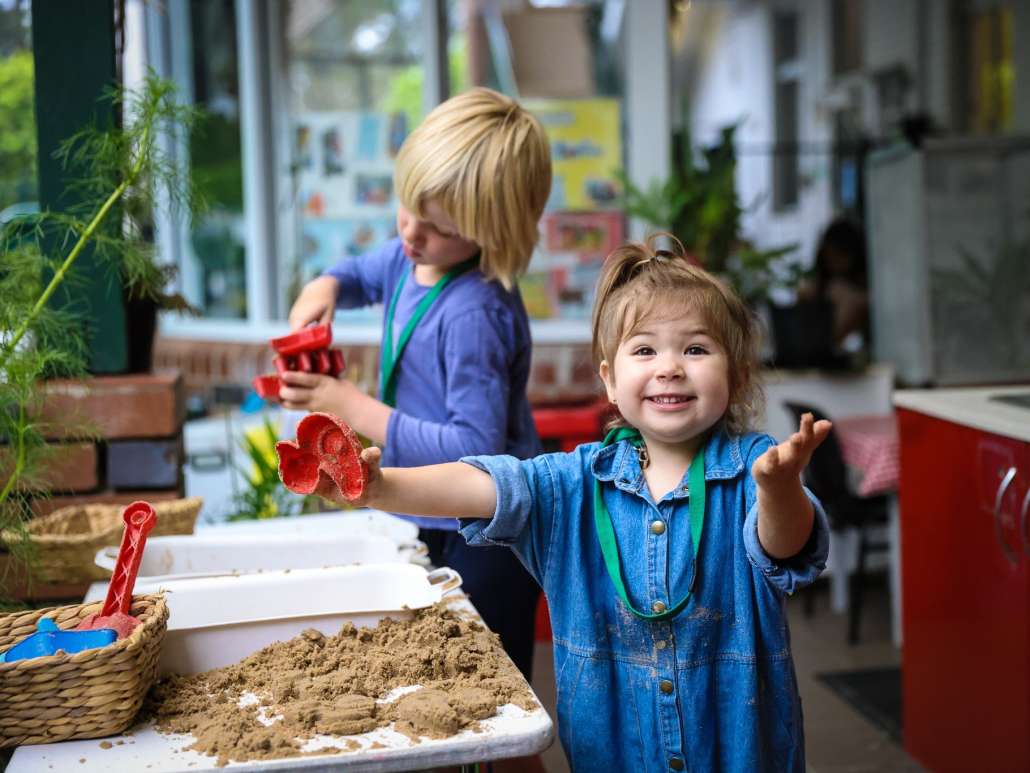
[752, 412, 832, 491]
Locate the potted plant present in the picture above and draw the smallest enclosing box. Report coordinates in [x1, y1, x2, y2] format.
[0, 74, 198, 593]
[616, 122, 803, 306]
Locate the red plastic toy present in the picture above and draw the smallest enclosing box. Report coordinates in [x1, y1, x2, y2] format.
[75, 501, 157, 640]
[276, 412, 368, 502]
[252, 323, 347, 401]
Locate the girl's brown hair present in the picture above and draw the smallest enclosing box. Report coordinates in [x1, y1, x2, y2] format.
[591, 234, 764, 434]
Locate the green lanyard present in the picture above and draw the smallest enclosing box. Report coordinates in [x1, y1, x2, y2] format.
[593, 427, 706, 621]
[379, 256, 479, 407]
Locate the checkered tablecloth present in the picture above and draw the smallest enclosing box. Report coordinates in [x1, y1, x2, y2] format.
[834, 414, 900, 497]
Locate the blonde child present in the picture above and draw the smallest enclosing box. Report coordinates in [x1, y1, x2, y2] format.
[319, 237, 831, 771]
[281, 87, 551, 682]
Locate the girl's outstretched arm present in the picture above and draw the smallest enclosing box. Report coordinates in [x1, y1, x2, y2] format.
[331, 447, 496, 519]
[751, 413, 832, 559]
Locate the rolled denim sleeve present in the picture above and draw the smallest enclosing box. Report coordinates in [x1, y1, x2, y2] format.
[456, 453, 558, 583]
[743, 487, 829, 594]
[741, 434, 830, 594]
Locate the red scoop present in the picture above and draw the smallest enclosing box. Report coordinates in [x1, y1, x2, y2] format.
[276, 413, 368, 501]
[75, 501, 157, 639]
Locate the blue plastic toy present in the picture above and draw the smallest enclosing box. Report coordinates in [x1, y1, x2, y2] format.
[0, 618, 116, 663]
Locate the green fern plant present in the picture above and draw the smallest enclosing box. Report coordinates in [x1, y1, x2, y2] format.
[0, 74, 199, 591]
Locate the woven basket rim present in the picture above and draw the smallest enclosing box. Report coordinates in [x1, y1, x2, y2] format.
[0, 593, 167, 674]
[2, 497, 202, 546]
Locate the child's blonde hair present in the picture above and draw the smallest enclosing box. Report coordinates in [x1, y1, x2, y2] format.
[394, 87, 552, 289]
[591, 235, 764, 435]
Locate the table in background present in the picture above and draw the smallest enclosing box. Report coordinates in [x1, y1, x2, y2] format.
[830, 413, 902, 646]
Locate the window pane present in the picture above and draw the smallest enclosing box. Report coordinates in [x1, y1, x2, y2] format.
[187, 0, 246, 319]
[774, 80, 799, 210]
[277, 0, 424, 321]
[448, 0, 627, 321]
[0, 0, 36, 219]
[773, 11, 798, 66]
[831, 0, 862, 76]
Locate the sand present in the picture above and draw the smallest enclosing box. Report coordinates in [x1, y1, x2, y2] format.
[145, 602, 536, 767]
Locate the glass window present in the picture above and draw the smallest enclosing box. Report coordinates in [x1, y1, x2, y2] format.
[773, 10, 800, 211]
[184, 0, 246, 320]
[275, 0, 425, 322]
[0, 0, 36, 220]
[448, 0, 627, 322]
[831, 0, 862, 76]
[963, 2, 1014, 134]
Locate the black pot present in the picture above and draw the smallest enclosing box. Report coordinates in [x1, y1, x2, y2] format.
[123, 293, 158, 373]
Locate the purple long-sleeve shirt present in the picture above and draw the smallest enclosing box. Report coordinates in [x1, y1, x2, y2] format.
[324, 238, 542, 530]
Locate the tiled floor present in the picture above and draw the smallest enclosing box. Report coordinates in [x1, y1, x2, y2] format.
[529, 575, 923, 773]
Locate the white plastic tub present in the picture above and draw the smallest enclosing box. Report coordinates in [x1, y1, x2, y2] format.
[94, 531, 427, 584]
[84, 564, 462, 675]
[197, 509, 420, 544]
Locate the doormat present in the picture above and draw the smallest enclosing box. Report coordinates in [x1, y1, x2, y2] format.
[815, 666, 902, 743]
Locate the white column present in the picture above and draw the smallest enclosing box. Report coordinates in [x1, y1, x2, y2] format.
[625, 0, 670, 241]
[142, 0, 201, 307]
[237, 0, 277, 322]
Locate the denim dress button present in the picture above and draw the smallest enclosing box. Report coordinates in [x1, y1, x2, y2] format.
[659, 679, 674, 694]
[652, 600, 667, 614]
[669, 757, 685, 770]
[650, 520, 666, 535]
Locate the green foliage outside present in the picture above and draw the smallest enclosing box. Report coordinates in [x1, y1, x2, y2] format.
[0, 75, 199, 591]
[383, 39, 469, 136]
[190, 112, 244, 212]
[617, 123, 803, 305]
[0, 49, 37, 209]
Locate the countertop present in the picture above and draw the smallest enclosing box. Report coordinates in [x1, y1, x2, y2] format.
[893, 384, 1030, 443]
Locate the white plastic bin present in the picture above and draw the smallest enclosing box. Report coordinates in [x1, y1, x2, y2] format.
[197, 509, 420, 544]
[84, 564, 463, 675]
[94, 531, 427, 584]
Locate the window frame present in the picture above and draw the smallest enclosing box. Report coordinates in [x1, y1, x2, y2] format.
[145, 0, 661, 346]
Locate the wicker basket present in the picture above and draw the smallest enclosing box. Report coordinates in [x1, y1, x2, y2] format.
[2, 497, 203, 584]
[0, 594, 168, 747]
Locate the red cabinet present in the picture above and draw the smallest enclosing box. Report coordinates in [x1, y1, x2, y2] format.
[898, 408, 1030, 772]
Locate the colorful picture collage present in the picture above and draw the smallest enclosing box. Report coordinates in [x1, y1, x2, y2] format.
[291, 99, 625, 323]
[293, 110, 406, 281]
[520, 98, 625, 320]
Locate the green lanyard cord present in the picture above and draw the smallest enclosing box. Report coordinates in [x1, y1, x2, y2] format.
[379, 255, 479, 407]
[593, 427, 706, 622]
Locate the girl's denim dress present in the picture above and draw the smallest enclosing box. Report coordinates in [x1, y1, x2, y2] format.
[459, 427, 829, 772]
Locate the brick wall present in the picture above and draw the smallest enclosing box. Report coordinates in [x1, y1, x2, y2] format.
[28, 371, 187, 515]
[154, 336, 603, 408]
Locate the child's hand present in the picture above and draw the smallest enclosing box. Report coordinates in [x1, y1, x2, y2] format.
[279, 371, 351, 414]
[320, 446, 383, 507]
[288, 275, 339, 330]
[752, 412, 832, 492]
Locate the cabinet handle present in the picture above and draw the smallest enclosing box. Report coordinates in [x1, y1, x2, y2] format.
[994, 466, 1018, 566]
[1021, 485, 1030, 559]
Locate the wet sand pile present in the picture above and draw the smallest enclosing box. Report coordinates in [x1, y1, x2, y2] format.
[145, 602, 536, 767]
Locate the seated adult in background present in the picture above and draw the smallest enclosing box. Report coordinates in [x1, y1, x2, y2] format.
[797, 216, 870, 353]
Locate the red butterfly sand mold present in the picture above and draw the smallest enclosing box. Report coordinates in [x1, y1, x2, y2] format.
[276, 412, 368, 501]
